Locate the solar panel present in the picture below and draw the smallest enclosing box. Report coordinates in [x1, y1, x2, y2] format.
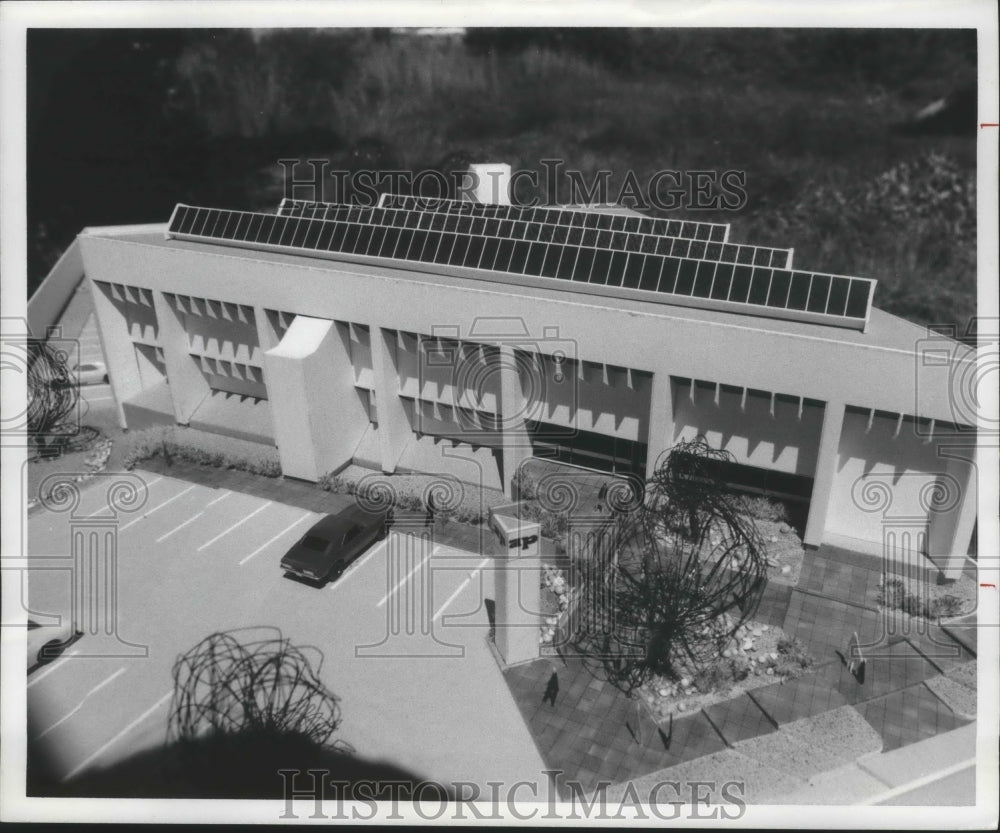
[280, 194, 728, 243]
[167, 204, 875, 330]
[372, 193, 732, 243]
[277, 199, 792, 269]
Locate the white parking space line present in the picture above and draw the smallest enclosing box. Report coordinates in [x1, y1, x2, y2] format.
[205, 490, 231, 507]
[62, 691, 173, 782]
[27, 649, 81, 688]
[327, 540, 384, 588]
[83, 395, 114, 403]
[376, 543, 435, 608]
[432, 557, 490, 623]
[118, 485, 197, 531]
[83, 476, 163, 518]
[239, 512, 312, 566]
[155, 511, 205, 543]
[36, 667, 127, 739]
[197, 501, 272, 552]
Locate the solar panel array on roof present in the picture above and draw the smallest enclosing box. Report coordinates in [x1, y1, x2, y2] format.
[276, 199, 792, 269]
[166, 203, 874, 329]
[372, 193, 732, 242]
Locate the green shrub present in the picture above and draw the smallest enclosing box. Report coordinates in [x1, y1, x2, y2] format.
[877, 576, 907, 609]
[929, 594, 966, 619]
[318, 472, 350, 492]
[693, 663, 731, 694]
[877, 576, 964, 620]
[121, 427, 282, 478]
[511, 469, 537, 501]
[901, 592, 926, 617]
[727, 654, 753, 682]
[740, 495, 790, 523]
[315, 473, 488, 526]
[775, 636, 814, 677]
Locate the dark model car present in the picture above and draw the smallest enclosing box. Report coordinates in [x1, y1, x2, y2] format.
[280, 505, 391, 584]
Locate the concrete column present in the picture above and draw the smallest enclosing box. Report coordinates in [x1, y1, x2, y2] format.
[804, 399, 846, 547]
[490, 506, 541, 665]
[498, 344, 532, 497]
[263, 315, 368, 481]
[644, 372, 675, 480]
[153, 291, 209, 424]
[89, 281, 141, 429]
[370, 327, 410, 473]
[927, 445, 978, 580]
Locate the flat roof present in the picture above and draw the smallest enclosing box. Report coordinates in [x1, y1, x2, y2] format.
[82, 227, 972, 360]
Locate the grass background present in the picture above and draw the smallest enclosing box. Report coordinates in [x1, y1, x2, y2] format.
[28, 28, 976, 330]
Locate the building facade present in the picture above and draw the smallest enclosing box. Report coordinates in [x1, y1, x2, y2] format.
[73, 171, 978, 579]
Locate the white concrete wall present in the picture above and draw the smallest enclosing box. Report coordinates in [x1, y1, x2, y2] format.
[673, 381, 823, 475]
[264, 315, 369, 480]
[397, 335, 501, 414]
[134, 343, 166, 389]
[77, 234, 969, 423]
[28, 239, 85, 339]
[182, 305, 263, 366]
[80, 235, 977, 550]
[371, 327, 412, 473]
[925, 445, 977, 578]
[154, 292, 209, 424]
[196, 358, 268, 399]
[91, 281, 144, 428]
[645, 372, 675, 476]
[826, 410, 955, 556]
[522, 354, 650, 442]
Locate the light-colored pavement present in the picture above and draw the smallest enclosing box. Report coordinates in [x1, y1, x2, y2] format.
[873, 759, 976, 806]
[26, 471, 546, 792]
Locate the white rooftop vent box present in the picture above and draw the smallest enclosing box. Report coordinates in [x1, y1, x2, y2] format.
[465, 163, 512, 205]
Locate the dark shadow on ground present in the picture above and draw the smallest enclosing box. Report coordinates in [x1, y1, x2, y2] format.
[30, 728, 452, 800]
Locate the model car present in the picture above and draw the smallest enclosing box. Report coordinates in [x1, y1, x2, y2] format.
[280, 504, 391, 584]
[51, 361, 108, 388]
[74, 361, 109, 386]
[27, 618, 84, 673]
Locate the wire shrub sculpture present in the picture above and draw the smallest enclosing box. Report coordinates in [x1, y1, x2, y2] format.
[573, 437, 768, 694]
[168, 628, 347, 750]
[27, 338, 79, 456]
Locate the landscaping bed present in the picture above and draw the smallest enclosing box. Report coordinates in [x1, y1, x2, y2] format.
[28, 426, 120, 509]
[638, 619, 814, 719]
[757, 518, 804, 586]
[873, 571, 977, 621]
[326, 463, 508, 522]
[538, 562, 577, 647]
[737, 495, 806, 587]
[121, 425, 282, 477]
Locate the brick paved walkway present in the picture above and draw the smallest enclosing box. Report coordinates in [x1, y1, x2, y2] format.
[504, 655, 727, 797]
[855, 682, 971, 751]
[500, 543, 976, 794]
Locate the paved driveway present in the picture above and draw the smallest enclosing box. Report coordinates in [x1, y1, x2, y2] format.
[26, 472, 545, 794]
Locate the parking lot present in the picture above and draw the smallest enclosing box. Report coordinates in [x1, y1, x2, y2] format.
[26, 471, 546, 792]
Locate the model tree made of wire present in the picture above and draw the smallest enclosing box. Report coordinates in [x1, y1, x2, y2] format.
[581, 437, 768, 694]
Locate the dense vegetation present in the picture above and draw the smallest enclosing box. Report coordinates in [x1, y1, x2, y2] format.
[29, 28, 976, 329]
